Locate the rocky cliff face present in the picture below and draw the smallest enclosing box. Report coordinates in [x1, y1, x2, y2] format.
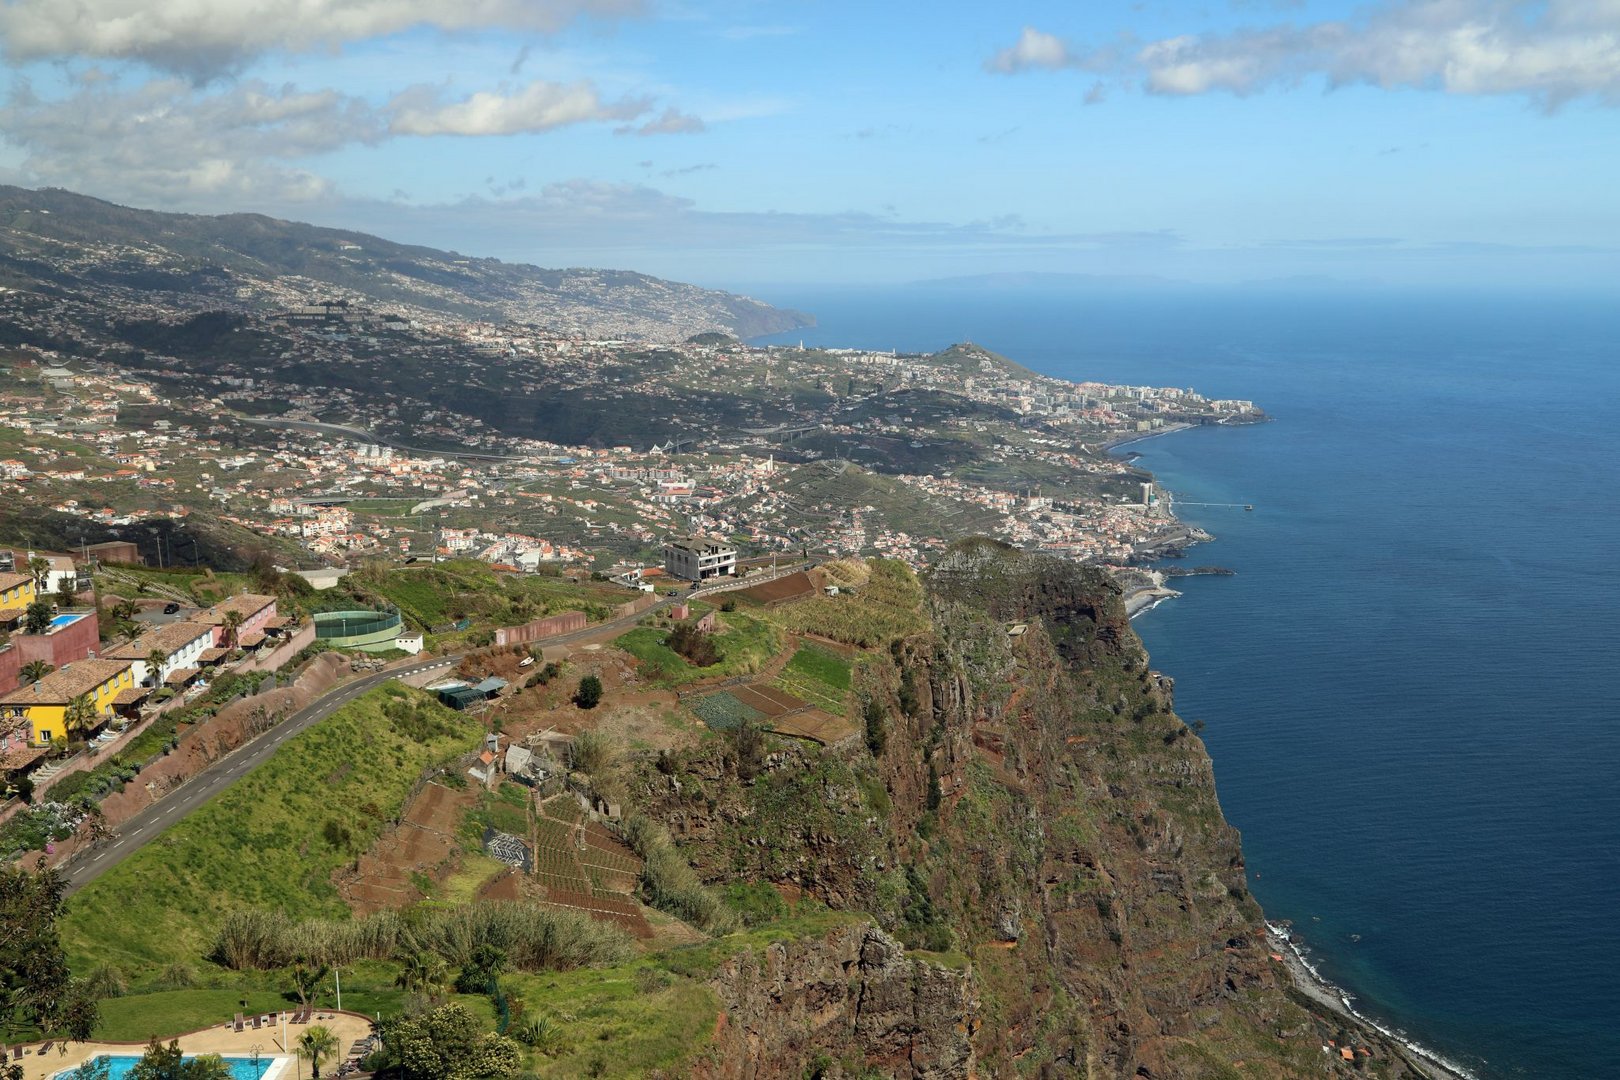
[643, 541, 1429, 1078]
[699, 923, 975, 1079]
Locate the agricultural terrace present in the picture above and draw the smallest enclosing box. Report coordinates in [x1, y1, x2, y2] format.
[770, 559, 928, 647]
[59, 683, 482, 975]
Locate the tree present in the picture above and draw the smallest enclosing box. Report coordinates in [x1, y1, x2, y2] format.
[393, 951, 447, 1000]
[54, 577, 79, 610]
[297, 1025, 338, 1080]
[11, 774, 33, 805]
[23, 600, 52, 635]
[145, 649, 169, 687]
[64, 694, 100, 739]
[863, 697, 887, 757]
[573, 674, 602, 710]
[117, 620, 142, 645]
[289, 960, 329, 1009]
[127, 1039, 231, 1080]
[222, 609, 245, 650]
[452, 943, 506, 996]
[26, 555, 50, 594]
[111, 600, 139, 623]
[383, 1002, 522, 1080]
[19, 659, 54, 685]
[0, 866, 99, 1047]
[61, 1057, 111, 1080]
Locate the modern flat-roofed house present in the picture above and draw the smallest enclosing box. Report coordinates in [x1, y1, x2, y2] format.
[663, 535, 738, 582]
[105, 621, 215, 688]
[1, 659, 135, 745]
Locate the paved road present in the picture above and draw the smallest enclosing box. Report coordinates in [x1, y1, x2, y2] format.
[57, 597, 673, 895]
[59, 654, 459, 895]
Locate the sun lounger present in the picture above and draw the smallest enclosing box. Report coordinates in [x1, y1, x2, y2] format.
[10, 1047, 21, 1061]
[234, 1014, 244, 1033]
[38, 1041, 53, 1055]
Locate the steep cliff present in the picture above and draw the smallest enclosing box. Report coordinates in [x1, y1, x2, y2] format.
[639, 540, 1431, 1078]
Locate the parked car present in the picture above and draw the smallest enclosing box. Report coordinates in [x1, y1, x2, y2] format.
[162, 602, 181, 614]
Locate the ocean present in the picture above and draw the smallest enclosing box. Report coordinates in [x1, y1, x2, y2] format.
[752, 285, 1620, 1079]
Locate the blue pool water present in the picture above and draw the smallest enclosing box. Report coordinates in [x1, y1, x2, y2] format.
[753, 285, 1620, 1080]
[59, 1056, 276, 1080]
[48, 613, 83, 629]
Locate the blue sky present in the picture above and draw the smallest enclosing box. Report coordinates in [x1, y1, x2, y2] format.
[0, 0, 1615, 289]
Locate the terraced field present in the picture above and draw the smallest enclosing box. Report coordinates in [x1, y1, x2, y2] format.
[532, 795, 651, 938]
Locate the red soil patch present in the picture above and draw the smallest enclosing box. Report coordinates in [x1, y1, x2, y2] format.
[337, 782, 478, 914]
[733, 571, 814, 607]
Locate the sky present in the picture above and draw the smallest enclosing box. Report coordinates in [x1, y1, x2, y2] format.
[0, 0, 1616, 290]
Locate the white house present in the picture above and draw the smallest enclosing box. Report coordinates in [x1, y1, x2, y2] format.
[105, 621, 215, 687]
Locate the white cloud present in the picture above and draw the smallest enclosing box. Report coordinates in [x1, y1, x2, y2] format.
[989, 2, 1620, 107]
[985, 27, 1073, 74]
[619, 107, 706, 136]
[0, 78, 380, 202]
[0, 0, 644, 78]
[388, 81, 648, 136]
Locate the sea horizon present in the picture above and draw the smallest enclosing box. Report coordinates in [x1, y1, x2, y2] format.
[754, 284, 1620, 1079]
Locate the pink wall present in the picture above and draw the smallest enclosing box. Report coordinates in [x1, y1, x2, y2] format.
[0, 612, 100, 695]
[210, 598, 277, 647]
[495, 610, 588, 647]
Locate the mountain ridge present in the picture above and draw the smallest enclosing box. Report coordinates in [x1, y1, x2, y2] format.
[0, 185, 812, 340]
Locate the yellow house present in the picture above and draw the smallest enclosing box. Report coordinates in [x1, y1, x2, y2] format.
[0, 571, 35, 613]
[0, 659, 134, 745]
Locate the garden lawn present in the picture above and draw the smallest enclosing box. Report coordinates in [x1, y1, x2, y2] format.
[60, 684, 482, 977]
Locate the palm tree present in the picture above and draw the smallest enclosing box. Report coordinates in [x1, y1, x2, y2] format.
[117, 619, 142, 644]
[64, 693, 99, 739]
[393, 950, 447, 999]
[222, 609, 245, 650]
[296, 1025, 338, 1080]
[26, 554, 49, 593]
[111, 599, 139, 622]
[19, 660, 54, 685]
[145, 648, 169, 688]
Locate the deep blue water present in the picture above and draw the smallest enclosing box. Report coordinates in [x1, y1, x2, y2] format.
[754, 285, 1620, 1079]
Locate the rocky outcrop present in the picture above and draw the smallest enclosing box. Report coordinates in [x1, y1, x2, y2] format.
[640, 542, 1432, 1078]
[700, 923, 975, 1079]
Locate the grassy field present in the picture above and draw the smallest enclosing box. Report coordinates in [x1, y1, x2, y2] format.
[358, 561, 622, 631]
[504, 906, 863, 1077]
[505, 963, 718, 1077]
[60, 684, 483, 976]
[614, 612, 781, 687]
[773, 644, 853, 713]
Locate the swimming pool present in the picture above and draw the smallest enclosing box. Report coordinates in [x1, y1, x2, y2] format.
[56, 1054, 289, 1080]
[47, 613, 84, 629]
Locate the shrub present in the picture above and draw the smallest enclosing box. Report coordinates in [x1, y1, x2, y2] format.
[212, 904, 629, 972]
[667, 623, 719, 667]
[567, 729, 614, 775]
[621, 815, 732, 932]
[721, 881, 789, 927]
[573, 675, 602, 710]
